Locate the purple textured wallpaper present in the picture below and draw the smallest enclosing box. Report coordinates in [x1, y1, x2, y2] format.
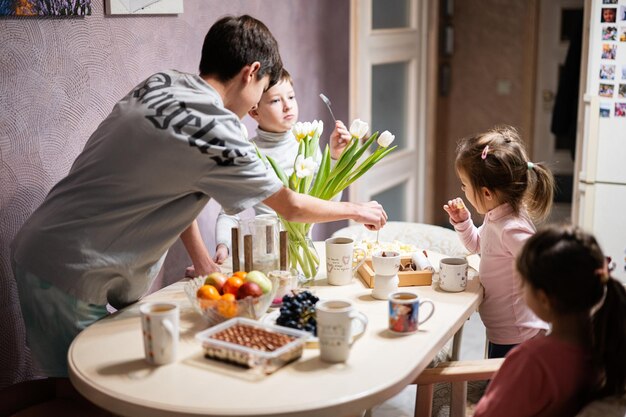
[0, 0, 349, 387]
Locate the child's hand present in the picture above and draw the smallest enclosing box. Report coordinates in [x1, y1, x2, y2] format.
[330, 120, 351, 160]
[443, 197, 470, 223]
[214, 244, 229, 265]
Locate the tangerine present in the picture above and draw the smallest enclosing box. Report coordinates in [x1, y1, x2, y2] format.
[217, 296, 238, 318]
[196, 284, 220, 301]
[222, 276, 244, 296]
[232, 271, 248, 279]
[220, 293, 236, 301]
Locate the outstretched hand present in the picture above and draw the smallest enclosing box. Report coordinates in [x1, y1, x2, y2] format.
[354, 200, 388, 230]
[443, 197, 470, 223]
[213, 244, 229, 265]
[330, 120, 351, 160]
[185, 257, 221, 278]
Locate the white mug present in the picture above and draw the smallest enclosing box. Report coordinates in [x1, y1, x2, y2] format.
[140, 302, 179, 365]
[325, 237, 366, 286]
[371, 250, 401, 276]
[439, 257, 468, 292]
[316, 299, 368, 363]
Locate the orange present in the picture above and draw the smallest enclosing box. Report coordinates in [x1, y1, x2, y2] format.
[217, 296, 238, 318]
[222, 276, 244, 296]
[196, 284, 220, 301]
[232, 271, 248, 279]
[220, 293, 236, 301]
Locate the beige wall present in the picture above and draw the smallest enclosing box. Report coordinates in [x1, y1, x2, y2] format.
[433, 0, 538, 225]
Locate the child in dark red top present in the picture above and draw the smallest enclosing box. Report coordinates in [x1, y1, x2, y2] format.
[474, 225, 626, 417]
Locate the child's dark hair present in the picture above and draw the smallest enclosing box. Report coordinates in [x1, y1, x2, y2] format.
[199, 15, 283, 88]
[455, 125, 554, 222]
[517, 225, 626, 399]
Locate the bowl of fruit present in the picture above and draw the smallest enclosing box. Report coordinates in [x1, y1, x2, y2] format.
[185, 270, 279, 327]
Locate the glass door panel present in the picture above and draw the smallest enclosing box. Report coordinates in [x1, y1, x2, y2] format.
[372, 62, 408, 150]
[372, 0, 410, 29]
[371, 181, 407, 221]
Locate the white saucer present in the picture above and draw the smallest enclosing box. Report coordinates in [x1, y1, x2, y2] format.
[262, 310, 368, 348]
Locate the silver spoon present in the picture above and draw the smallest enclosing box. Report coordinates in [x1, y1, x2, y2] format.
[319, 93, 337, 121]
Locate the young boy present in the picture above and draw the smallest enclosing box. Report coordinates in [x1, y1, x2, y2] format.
[210, 68, 351, 265]
[11, 15, 387, 378]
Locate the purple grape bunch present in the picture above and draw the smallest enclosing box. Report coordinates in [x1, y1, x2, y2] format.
[276, 290, 319, 335]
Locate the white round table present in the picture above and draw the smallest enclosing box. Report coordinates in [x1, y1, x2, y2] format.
[68, 247, 482, 417]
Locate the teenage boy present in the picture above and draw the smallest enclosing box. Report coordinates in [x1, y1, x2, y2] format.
[11, 15, 387, 377]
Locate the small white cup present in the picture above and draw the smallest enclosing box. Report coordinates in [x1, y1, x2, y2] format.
[371, 250, 401, 276]
[140, 302, 179, 365]
[439, 257, 468, 292]
[325, 237, 366, 286]
[317, 299, 368, 363]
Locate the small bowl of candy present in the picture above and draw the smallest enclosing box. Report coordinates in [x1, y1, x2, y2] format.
[195, 317, 310, 374]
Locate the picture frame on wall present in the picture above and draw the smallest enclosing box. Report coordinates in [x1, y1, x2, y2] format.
[105, 0, 183, 15]
[0, 0, 91, 16]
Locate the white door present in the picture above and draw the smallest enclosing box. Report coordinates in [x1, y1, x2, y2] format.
[533, 0, 584, 223]
[349, 0, 429, 222]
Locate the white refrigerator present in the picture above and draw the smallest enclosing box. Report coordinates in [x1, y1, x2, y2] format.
[574, 0, 626, 283]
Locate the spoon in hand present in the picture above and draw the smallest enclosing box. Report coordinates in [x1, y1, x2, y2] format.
[319, 93, 337, 122]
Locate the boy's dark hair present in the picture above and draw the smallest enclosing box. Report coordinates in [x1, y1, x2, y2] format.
[278, 68, 293, 86]
[517, 224, 626, 400]
[199, 15, 283, 87]
[455, 125, 555, 222]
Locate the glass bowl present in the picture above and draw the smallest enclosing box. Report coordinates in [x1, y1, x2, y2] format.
[184, 274, 279, 326]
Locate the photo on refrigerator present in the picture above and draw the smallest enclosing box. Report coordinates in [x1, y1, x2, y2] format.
[600, 63, 616, 79]
[600, 102, 612, 117]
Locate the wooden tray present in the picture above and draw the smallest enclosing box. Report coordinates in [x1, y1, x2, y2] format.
[358, 256, 432, 288]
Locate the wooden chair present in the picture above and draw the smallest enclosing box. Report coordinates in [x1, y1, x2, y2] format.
[412, 359, 626, 417]
[412, 358, 503, 417]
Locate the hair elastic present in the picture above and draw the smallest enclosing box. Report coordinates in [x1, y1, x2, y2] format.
[527, 161, 534, 170]
[481, 145, 489, 160]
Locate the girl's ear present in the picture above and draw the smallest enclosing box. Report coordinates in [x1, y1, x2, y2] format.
[536, 288, 555, 313]
[248, 105, 260, 120]
[481, 187, 494, 201]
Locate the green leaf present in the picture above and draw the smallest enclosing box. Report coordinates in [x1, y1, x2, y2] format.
[266, 155, 289, 187]
[309, 145, 331, 197]
[329, 137, 359, 175]
[339, 145, 397, 189]
[320, 132, 380, 199]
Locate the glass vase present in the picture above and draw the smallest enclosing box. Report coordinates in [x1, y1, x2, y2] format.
[288, 235, 320, 282]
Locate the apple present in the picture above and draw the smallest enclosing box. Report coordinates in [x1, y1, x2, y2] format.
[236, 282, 263, 300]
[244, 270, 272, 294]
[204, 272, 228, 293]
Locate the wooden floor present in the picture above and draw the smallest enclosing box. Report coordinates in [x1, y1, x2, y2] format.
[371, 311, 487, 417]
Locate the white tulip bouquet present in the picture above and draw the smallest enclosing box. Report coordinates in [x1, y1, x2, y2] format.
[261, 119, 396, 280]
